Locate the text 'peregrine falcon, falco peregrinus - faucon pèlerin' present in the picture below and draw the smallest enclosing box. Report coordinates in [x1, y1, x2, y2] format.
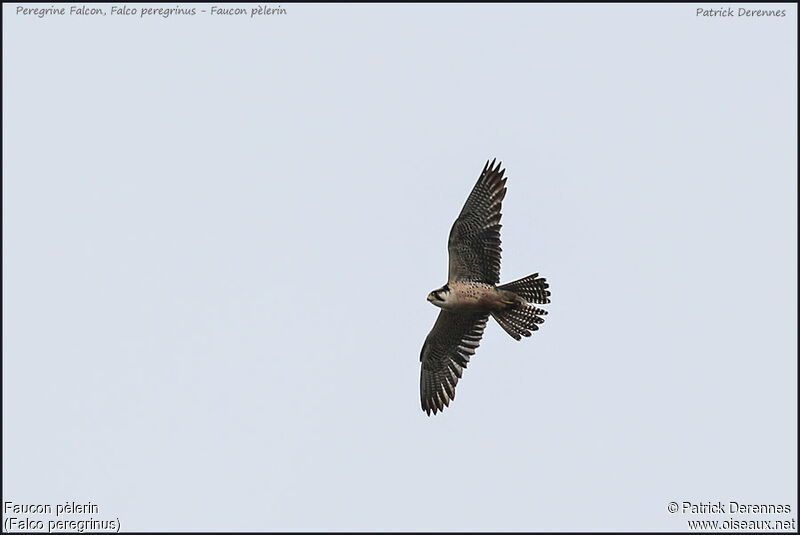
[420, 159, 551, 416]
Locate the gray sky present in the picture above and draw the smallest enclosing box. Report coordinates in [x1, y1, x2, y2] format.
[3, 3, 797, 532]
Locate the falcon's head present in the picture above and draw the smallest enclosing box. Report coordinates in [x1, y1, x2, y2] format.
[427, 284, 451, 308]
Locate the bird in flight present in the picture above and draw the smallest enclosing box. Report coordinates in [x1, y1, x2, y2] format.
[420, 159, 551, 416]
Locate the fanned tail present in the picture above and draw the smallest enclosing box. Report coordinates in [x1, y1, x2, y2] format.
[492, 273, 550, 340]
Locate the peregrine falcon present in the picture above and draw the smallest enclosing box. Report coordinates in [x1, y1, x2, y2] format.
[420, 159, 551, 416]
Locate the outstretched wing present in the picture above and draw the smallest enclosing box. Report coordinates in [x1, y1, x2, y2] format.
[420, 310, 489, 416]
[447, 159, 507, 284]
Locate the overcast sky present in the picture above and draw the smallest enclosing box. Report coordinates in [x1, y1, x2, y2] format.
[3, 3, 797, 531]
